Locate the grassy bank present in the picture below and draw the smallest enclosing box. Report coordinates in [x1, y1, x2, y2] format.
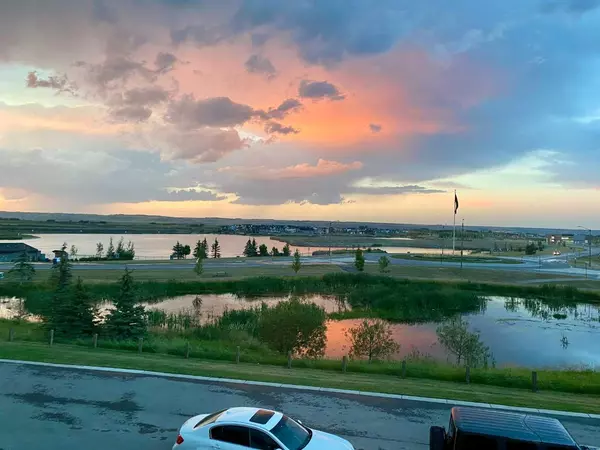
[1, 337, 598, 414]
[0, 233, 37, 240]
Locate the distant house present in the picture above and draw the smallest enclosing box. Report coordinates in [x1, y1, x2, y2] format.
[0, 243, 42, 262]
[547, 234, 574, 245]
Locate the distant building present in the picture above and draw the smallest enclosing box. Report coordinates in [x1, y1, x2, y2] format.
[0, 243, 42, 262]
[547, 234, 574, 245]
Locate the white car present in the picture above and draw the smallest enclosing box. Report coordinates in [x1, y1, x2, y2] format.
[173, 407, 354, 450]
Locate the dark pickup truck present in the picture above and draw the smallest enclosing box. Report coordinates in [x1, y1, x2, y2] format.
[430, 407, 598, 450]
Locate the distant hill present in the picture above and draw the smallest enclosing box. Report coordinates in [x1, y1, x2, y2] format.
[0, 210, 589, 235]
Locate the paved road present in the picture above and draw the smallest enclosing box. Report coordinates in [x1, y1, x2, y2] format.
[1, 249, 599, 279]
[1, 363, 599, 450]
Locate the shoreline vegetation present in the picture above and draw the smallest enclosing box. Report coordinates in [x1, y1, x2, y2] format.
[0, 233, 38, 240]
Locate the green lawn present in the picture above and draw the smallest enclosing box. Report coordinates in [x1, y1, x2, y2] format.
[1, 341, 599, 414]
[391, 254, 522, 264]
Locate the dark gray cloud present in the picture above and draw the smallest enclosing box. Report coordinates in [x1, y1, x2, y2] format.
[154, 51, 179, 74]
[264, 122, 299, 135]
[119, 86, 170, 106]
[155, 188, 224, 202]
[165, 95, 257, 128]
[76, 55, 154, 91]
[244, 54, 277, 78]
[26, 71, 77, 94]
[261, 98, 302, 120]
[107, 86, 170, 122]
[369, 123, 382, 133]
[298, 80, 345, 101]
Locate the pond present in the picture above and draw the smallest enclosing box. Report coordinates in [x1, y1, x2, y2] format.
[3, 233, 449, 259]
[140, 294, 600, 369]
[3, 293, 598, 369]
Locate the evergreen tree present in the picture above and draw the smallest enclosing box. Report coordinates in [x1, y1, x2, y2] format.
[259, 244, 269, 256]
[106, 237, 115, 259]
[46, 244, 74, 334]
[271, 247, 280, 256]
[116, 237, 125, 257]
[8, 251, 35, 284]
[243, 238, 254, 257]
[250, 238, 258, 256]
[291, 249, 302, 274]
[104, 269, 146, 340]
[172, 241, 185, 259]
[211, 238, 221, 258]
[201, 238, 208, 255]
[193, 239, 208, 259]
[282, 243, 291, 257]
[68, 277, 98, 336]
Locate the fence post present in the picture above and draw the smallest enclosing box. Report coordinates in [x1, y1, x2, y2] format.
[92, 333, 98, 349]
[236, 346, 240, 364]
[401, 360, 407, 379]
[186, 341, 190, 359]
[138, 337, 143, 354]
[532, 371, 538, 393]
[49, 329, 54, 347]
[342, 355, 348, 373]
[8, 328, 14, 342]
[287, 351, 292, 369]
[465, 366, 470, 384]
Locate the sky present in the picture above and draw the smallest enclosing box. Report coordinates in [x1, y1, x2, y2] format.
[0, 0, 599, 228]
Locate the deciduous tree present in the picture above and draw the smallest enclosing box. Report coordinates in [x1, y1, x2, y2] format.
[346, 319, 399, 362]
[259, 244, 269, 257]
[436, 317, 490, 367]
[96, 242, 104, 258]
[257, 298, 326, 358]
[378, 255, 390, 273]
[194, 257, 203, 276]
[355, 248, 365, 271]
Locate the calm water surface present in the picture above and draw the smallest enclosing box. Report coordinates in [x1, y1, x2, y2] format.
[144, 294, 600, 368]
[3, 233, 446, 259]
[4, 292, 596, 368]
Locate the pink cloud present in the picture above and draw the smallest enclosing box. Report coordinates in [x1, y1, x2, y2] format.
[220, 159, 363, 180]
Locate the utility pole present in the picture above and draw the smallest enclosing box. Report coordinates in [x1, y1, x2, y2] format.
[460, 219, 465, 269]
[328, 221, 332, 265]
[578, 226, 593, 269]
[441, 225, 445, 265]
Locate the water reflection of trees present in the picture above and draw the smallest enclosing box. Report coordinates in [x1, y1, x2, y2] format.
[503, 297, 599, 322]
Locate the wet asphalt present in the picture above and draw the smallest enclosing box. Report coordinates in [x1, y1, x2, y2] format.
[0, 362, 599, 450]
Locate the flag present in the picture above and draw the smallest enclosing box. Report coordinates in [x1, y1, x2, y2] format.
[454, 192, 459, 215]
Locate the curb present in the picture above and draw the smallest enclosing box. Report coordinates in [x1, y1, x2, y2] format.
[1, 358, 598, 421]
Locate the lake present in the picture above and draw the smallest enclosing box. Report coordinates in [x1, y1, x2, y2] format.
[137, 294, 600, 369]
[3, 233, 447, 259]
[1, 293, 598, 368]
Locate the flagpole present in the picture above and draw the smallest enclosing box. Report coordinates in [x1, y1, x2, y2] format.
[452, 190, 457, 254]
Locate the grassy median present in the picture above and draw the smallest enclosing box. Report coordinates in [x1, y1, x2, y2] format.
[1, 340, 599, 414]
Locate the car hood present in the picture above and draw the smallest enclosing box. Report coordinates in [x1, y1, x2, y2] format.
[304, 429, 354, 450]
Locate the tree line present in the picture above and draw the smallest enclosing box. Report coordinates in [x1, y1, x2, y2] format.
[242, 238, 291, 257]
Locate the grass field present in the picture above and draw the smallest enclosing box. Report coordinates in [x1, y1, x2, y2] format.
[391, 254, 522, 264]
[7, 259, 600, 290]
[1, 340, 598, 414]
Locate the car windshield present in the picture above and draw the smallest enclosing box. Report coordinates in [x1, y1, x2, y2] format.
[270, 416, 311, 450]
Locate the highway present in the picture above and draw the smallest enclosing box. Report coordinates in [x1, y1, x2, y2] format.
[0, 362, 599, 450]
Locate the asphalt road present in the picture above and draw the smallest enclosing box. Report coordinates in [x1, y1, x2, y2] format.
[1, 362, 599, 450]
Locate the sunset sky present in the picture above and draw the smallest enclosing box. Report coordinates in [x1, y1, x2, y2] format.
[1, 0, 599, 227]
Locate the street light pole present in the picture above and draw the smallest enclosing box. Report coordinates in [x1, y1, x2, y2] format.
[328, 221, 332, 265]
[578, 226, 593, 269]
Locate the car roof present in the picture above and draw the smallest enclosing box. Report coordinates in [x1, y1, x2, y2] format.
[215, 407, 283, 431]
[451, 407, 578, 447]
